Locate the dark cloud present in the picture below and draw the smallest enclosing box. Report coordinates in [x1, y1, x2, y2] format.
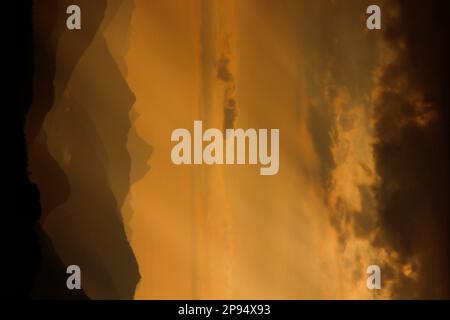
[214, 34, 238, 130]
[299, 0, 450, 298]
[216, 54, 234, 83]
[371, 0, 450, 299]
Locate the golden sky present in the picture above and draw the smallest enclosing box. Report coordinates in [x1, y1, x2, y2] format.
[123, 0, 388, 299]
[35, 0, 449, 300]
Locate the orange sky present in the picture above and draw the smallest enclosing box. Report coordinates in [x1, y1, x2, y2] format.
[27, 0, 450, 300]
[118, 0, 395, 299]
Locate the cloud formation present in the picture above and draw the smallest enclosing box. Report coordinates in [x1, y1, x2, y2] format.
[370, 0, 450, 298]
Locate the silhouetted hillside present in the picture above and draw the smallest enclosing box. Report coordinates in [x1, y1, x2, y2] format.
[26, 0, 140, 299]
